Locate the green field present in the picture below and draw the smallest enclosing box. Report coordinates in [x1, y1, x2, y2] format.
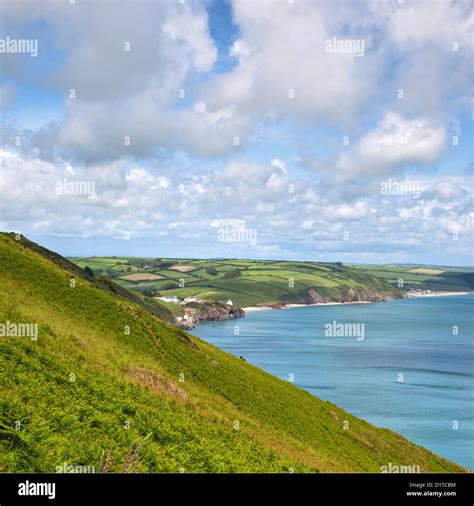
[350, 264, 474, 293]
[0, 232, 464, 473]
[70, 257, 403, 308]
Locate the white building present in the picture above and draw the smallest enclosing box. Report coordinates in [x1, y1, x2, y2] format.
[157, 295, 179, 303]
[226, 300, 233, 306]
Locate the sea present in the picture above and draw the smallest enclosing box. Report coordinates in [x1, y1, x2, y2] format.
[192, 294, 474, 469]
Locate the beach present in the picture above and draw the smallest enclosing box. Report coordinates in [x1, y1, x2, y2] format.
[407, 291, 473, 298]
[243, 292, 474, 313]
[243, 300, 373, 313]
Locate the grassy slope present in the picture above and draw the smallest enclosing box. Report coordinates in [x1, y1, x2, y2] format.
[71, 257, 402, 308]
[0, 234, 463, 473]
[350, 264, 474, 293]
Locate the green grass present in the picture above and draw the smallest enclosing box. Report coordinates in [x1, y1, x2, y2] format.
[157, 300, 186, 317]
[0, 233, 464, 473]
[70, 258, 403, 308]
[350, 264, 474, 292]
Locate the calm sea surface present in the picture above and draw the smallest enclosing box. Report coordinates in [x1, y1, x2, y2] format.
[192, 295, 474, 468]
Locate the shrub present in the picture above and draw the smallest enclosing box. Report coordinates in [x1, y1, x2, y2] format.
[84, 266, 94, 277]
[224, 269, 241, 278]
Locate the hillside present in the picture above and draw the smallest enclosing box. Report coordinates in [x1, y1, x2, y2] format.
[350, 264, 474, 293]
[70, 256, 402, 308]
[0, 233, 463, 473]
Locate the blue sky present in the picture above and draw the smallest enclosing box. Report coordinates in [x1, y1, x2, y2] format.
[207, 0, 240, 74]
[0, 0, 472, 265]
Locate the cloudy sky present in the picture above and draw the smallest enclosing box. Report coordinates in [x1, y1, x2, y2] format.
[0, 0, 472, 265]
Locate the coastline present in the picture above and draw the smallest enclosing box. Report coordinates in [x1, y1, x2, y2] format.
[243, 300, 374, 313]
[406, 291, 473, 298]
[243, 291, 473, 314]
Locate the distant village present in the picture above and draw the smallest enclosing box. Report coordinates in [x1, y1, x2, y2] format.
[405, 289, 432, 297]
[154, 295, 237, 327]
[156, 295, 233, 306]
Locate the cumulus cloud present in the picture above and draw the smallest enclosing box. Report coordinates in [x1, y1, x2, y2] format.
[356, 113, 446, 168]
[201, 0, 380, 124]
[0, 0, 471, 264]
[372, 0, 473, 116]
[50, 98, 247, 163]
[1, 146, 472, 262]
[1, 0, 216, 101]
[323, 201, 372, 222]
[1, 0, 245, 162]
[316, 112, 446, 191]
[0, 151, 292, 238]
[423, 180, 469, 202]
[387, 0, 473, 49]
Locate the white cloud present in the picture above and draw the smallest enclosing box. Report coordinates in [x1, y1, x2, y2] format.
[50, 97, 247, 162]
[423, 180, 468, 202]
[1, 0, 238, 162]
[202, 0, 380, 124]
[387, 1, 473, 48]
[2, 1, 216, 102]
[357, 113, 446, 167]
[1, 148, 472, 262]
[372, 0, 473, 116]
[323, 201, 372, 222]
[325, 112, 446, 185]
[1, 1, 472, 264]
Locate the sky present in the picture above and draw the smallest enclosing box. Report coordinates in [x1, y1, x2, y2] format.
[0, 0, 472, 265]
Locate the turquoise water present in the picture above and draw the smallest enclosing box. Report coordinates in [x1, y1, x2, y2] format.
[192, 295, 474, 468]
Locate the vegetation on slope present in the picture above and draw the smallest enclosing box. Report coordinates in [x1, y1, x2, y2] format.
[350, 264, 474, 293]
[70, 257, 402, 308]
[0, 233, 463, 472]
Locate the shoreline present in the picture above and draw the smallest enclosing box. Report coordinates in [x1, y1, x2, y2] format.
[406, 291, 473, 298]
[243, 291, 473, 313]
[243, 300, 375, 313]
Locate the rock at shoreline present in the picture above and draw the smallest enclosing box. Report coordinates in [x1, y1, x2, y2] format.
[176, 301, 245, 329]
[177, 286, 401, 329]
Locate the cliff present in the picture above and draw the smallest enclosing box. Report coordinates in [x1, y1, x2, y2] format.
[176, 301, 245, 329]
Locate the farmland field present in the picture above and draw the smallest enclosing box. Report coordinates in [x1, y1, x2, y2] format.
[69, 257, 474, 309]
[350, 264, 474, 293]
[120, 273, 163, 281]
[69, 257, 405, 308]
